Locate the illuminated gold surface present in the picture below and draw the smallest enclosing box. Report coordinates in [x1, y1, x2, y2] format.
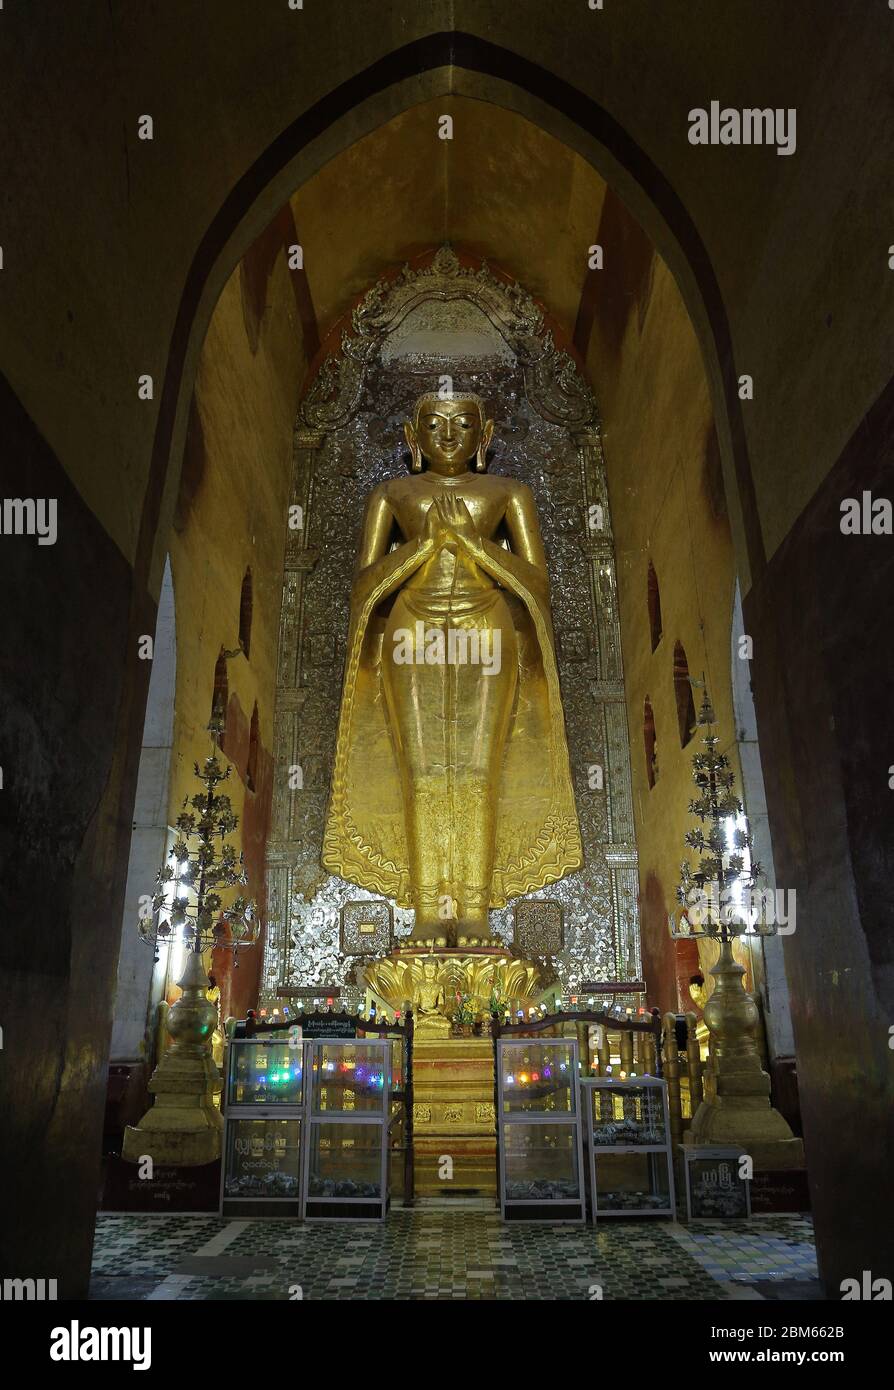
[292, 99, 608, 348]
[364, 946, 552, 1021]
[412, 1037, 497, 1197]
[323, 395, 582, 940]
[410, 956, 452, 1039]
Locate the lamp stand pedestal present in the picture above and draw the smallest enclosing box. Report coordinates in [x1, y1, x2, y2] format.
[685, 941, 803, 1169]
[123, 951, 223, 1168]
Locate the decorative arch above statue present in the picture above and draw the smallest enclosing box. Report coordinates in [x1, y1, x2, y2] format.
[299, 244, 598, 434]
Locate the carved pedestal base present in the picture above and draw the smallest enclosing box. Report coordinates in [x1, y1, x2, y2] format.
[123, 952, 223, 1168]
[412, 1038, 496, 1198]
[684, 941, 804, 1171]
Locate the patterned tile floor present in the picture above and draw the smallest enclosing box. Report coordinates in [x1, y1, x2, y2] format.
[669, 1215, 818, 1287]
[89, 1209, 822, 1301]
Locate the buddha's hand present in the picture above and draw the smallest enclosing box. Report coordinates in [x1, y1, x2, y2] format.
[422, 500, 448, 542]
[435, 494, 481, 550]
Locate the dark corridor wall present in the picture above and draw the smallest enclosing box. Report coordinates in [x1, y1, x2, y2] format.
[0, 373, 148, 1293]
[745, 380, 894, 1290]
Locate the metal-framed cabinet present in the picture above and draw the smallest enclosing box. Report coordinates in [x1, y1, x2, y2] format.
[220, 1033, 306, 1217]
[496, 1037, 586, 1222]
[303, 1038, 392, 1220]
[681, 1145, 751, 1221]
[580, 1075, 675, 1220]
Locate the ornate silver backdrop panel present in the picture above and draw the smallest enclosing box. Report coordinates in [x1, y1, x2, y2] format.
[262, 249, 641, 1005]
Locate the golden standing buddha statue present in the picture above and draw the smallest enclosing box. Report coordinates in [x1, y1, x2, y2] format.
[323, 394, 582, 942]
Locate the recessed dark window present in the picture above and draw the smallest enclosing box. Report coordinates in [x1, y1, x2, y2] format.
[644, 696, 658, 788]
[247, 702, 260, 793]
[647, 560, 663, 651]
[673, 641, 697, 748]
[239, 568, 253, 659]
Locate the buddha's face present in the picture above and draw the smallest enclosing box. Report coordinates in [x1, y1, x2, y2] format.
[406, 397, 494, 475]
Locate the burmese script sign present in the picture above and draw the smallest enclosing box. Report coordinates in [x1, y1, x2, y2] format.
[683, 1146, 751, 1220]
[300, 1016, 358, 1039]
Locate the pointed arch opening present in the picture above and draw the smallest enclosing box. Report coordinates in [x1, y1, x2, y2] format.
[239, 567, 253, 659]
[647, 560, 663, 652]
[643, 696, 658, 789]
[673, 641, 697, 748]
[247, 702, 260, 793]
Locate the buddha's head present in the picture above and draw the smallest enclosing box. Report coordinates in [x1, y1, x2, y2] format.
[404, 392, 494, 475]
[422, 957, 437, 979]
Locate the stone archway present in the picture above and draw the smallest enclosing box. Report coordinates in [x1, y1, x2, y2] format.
[1, 34, 763, 1299]
[142, 37, 757, 614]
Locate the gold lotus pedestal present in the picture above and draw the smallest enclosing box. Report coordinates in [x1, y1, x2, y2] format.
[363, 945, 554, 1199]
[362, 944, 555, 1022]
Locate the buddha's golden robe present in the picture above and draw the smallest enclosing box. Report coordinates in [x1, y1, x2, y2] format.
[322, 480, 582, 911]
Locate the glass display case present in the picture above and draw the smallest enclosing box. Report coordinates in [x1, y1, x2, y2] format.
[499, 1040, 577, 1117]
[311, 1040, 390, 1116]
[304, 1039, 392, 1219]
[223, 1118, 303, 1201]
[306, 1123, 384, 1199]
[497, 1038, 585, 1221]
[591, 1151, 673, 1214]
[580, 1077, 675, 1219]
[220, 1034, 306, 1216]
[226, 1036, 305, 1109]
[588, 1077, 667, 1147]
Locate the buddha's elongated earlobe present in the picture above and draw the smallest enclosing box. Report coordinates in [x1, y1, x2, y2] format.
[476, 419, 495, 472]
[404, 420, 423, 473]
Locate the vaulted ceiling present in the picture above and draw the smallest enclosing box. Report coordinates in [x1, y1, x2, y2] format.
[288, 98, 610, 352]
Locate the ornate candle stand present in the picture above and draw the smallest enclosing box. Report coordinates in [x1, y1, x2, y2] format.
[668, 692, 803, 1169]
[123, 736, 260, 1167]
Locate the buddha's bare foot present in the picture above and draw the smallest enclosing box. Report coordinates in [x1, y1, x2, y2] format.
[409, 924, 451, 948]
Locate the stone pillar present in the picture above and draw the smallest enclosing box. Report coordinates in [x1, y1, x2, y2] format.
[574, 425, 643, 985]
[260, 425, 321, 1008]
